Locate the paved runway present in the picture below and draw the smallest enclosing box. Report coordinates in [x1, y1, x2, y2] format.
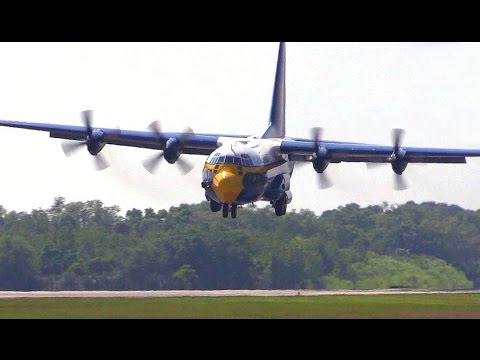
[1, 289, 480, 298]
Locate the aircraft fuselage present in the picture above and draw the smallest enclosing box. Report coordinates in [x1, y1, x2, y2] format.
[201, 138, 294, 217]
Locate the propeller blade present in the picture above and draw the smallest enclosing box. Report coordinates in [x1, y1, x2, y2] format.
[93, 153, 110, 171]
[176, 156, 195, 175]
[392, 128, 405, 151]
[366, 162, 388, 170]
[393, 174, 409, 191]
[111, 126, 122, 137]
[61, 141, 86, 157]
[183, 126, 194, 135]
[318, 172, 333, 190]
[293, 161, 309, 169]
[180, 126, 195, 143]
[81, 110, 93, 135]
[310, 127, 323, 145]
[148, 120, 162, 136]
[142, 152, 164, 174]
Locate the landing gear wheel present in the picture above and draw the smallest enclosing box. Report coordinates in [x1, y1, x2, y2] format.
[231, 204, 237, 219]
[275, 198, 287, 216]
[222, 204, 229, 218]
[210, 201, 222, 213]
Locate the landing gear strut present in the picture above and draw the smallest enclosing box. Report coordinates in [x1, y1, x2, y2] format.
[274, 197, 287, 217]
[221, 203, 238, 218]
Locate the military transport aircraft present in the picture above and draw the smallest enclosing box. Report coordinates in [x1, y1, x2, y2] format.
[1, 42, 480, 219]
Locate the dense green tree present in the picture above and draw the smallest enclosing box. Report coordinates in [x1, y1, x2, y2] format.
[1, 198, 480, 290]
[172, 265, 199, 289]
[0, 239, 39, 290]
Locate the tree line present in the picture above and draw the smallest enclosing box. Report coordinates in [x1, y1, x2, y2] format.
[0, 198, 478, 290]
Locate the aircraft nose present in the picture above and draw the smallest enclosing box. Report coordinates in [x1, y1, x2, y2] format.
[212, 165, 243, 204]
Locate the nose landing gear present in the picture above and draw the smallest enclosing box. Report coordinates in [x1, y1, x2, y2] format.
[222, 203, 238, 219]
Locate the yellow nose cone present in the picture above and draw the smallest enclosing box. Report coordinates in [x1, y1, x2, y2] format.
[212, 165, 243, 204]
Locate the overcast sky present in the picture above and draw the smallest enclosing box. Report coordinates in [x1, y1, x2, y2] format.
[1, 42, 480, 215]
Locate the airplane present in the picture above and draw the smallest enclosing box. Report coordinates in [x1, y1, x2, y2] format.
[2, 42, 480, 219]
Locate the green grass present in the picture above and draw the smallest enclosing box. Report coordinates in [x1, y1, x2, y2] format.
[1, 294, 480, 318]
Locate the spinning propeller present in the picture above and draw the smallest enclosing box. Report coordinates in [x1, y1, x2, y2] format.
[61, 110, 110, 171]
[366, 128, 409, 191]
[311, 127, 333, 189]
[142, 120, 195, 175]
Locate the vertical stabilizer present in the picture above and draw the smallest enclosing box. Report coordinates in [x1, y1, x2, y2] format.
[262, 42, 286, 139]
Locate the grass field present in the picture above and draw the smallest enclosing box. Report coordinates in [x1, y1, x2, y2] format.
[1, 294, 480, 318]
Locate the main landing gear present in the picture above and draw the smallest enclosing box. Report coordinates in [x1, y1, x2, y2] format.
[274, 196, 287, 217]
[210, 200, 222, 213]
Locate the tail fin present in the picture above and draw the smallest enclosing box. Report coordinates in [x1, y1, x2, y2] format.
[262, 42, 286, 139]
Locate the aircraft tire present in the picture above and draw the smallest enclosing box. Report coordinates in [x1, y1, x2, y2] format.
[275, 198, 287, 216]
[210, 200, 222, 212]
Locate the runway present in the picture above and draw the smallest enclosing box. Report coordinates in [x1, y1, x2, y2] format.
[1, 289, 480, 299]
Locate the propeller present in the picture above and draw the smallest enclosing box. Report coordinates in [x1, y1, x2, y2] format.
[142, 151, 165, 175]
[61, 110, 110, 171]
[366, 162, 386, 170]
[311, 127, 333, 190]
[311, 127, 323, 147]
[142, 120, 195, 175]
[367, 163, 411, 191]
[393, 173, 409, 191]
[176, 156, 195, 175]
[317, 172, 333, 190]
[366, 128, 409, 191]
[392, 128, 405, 155]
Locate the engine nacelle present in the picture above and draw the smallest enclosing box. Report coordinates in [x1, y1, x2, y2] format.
[392, 159, 408, 175]
[86, 129, 106, 155]
[164, 137, 182, 164]
[312, 146, 330, 173]
[313, 157, 330, 173]
[391, 148, 408, 175]
[164, 150, 181, 164]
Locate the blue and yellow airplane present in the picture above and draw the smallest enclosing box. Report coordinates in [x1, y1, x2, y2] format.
[2, 42, 480, 218]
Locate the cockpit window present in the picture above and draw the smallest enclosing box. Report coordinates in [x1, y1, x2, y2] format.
[207, 152, 221, 165]
[207, 152, 260, 166]
[226, 156, 242, 164]
[241, 154, 254, 166]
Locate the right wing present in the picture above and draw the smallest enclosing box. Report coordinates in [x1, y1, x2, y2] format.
[0, 117, 248, 156]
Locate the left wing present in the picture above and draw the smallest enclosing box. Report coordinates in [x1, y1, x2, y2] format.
[281, 137, 480, 165]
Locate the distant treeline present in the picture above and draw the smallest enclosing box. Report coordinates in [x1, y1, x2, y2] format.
[0, 198, 479, 290]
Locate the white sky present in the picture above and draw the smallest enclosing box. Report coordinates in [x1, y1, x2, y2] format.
[1, 42, 480, 215]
